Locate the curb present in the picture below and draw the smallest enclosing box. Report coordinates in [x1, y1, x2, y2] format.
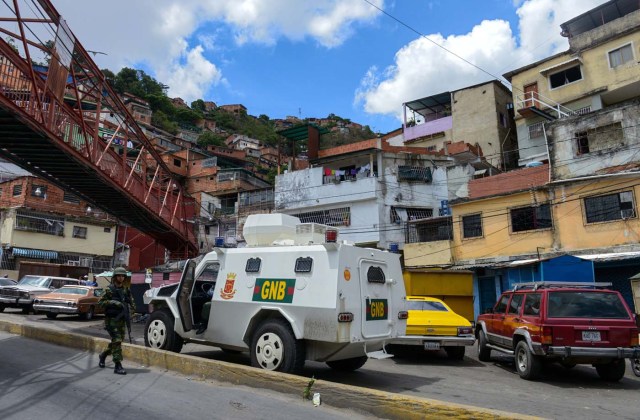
[0, 319, 539, 419]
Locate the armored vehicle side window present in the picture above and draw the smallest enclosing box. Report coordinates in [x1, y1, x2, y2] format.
[295, 257, 313, 273]
[367, 266, 385, 284]
[246, 258, 261, 273]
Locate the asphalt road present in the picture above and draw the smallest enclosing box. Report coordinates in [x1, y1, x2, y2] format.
[4, 309, 640, 419]
[0, 330, 369, 420]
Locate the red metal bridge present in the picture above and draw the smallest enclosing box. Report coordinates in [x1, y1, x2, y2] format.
[0, 0, 197, 256]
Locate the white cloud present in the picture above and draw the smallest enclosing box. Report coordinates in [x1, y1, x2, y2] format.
[356, 0, 607, 120]
[52, 0, 384, 102]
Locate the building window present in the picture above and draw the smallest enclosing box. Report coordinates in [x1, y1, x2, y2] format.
[510, 204, 552, 233]
[499, 112, 508, 128]
[462, 213, 483, 238]
[12, 185, 22, 196]
[528, 122, 544, 139]
[608, 44, 633, 68]
[15, 210, 64, 236]
[173, 158, 182, 167]
[397, 166, 432, 182]
[293, 207, 350, 227]
[31, 185, 46, 198]
[574, 122, 624, 155]
[407, 217, 453, 243]
[549, 65, 582, 89]
[584, 191, 635, 223]
[103, 227, 111, 233]
[63, 191, 80, 204]
[72, 226, 87, 239]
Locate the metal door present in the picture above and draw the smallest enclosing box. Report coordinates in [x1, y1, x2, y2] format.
[360, 259, 392, 339]
[176, 259, 197, 332]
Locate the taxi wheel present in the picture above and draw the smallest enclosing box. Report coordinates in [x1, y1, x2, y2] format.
[250, 319, 305, 374]
[46, 312, 58, 319]
[515, 341, 541, 380]
[477, 330, 491, 362]
[145, 309, 184, 353]
[444, 346, 465, 360]
[326, 356, 368, 371]
[595, 359, 626, 382]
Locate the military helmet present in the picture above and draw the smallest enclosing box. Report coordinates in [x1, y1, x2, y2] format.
[113, 267, 128, 276]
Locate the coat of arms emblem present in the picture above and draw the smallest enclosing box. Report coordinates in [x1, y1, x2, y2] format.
[220, 272, 237, 300]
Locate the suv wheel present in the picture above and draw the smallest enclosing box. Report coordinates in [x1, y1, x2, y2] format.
[595, 359, 626, 382]
[515, 341, 542, 380]
[477, 330, 491, 362]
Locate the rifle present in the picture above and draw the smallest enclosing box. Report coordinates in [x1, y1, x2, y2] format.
[112, 287, 133, 344]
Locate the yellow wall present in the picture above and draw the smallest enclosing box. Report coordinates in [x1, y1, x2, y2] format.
[403, 270, 474, 321]
[452, 191, 554, 261]
[12, 222, 115, 256]
[553, 180, 640, 251]
[403, 241, 453, 267]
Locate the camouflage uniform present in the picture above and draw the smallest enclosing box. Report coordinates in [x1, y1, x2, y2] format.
[98, 268, 135, 374]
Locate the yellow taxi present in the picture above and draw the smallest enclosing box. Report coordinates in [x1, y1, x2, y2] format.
[394, 296, 475, 360]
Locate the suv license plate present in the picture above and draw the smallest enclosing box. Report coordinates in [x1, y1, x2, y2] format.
[582, 331, 601, 342]
[424, 342, 440, 350]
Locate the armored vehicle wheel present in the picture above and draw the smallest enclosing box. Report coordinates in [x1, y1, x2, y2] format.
[250, 319, 305, 373]
[80, 306, 95, 321]
[326, 355, 368, 371]
[595, 359, 626, 382]
[515, 341, 542, 380]
[477, 330, 491, 362]
[444, 346, 466, 360]
[46, 312, 58, 319]
[145, 309, 184, 353]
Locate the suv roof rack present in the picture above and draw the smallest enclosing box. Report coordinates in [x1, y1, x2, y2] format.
[512, 281, 612, 291]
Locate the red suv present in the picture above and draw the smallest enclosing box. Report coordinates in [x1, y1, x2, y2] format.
[476, 281, 640, 381]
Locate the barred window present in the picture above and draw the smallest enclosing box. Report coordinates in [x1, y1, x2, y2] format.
[462, 213, 483, 238]
[295, 257, 313, 273]
[510, 204, 552, 233]
[391, 207, 433, 224]
[12, 185, 22, 196]
[584, 191, 635, 223]
[245, 258, 261, 273]
[293, 207, 350, 227]
[367, 266, 385, 284]
[15, 210, 64, 236]
[528, 122, 544, 139]
[397, 166, 432, 182]
[408, 217, 453, 243]
[72, 226, 87, 239]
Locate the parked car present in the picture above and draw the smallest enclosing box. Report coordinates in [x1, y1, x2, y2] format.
[476, 281, 640, 381]
[0, 275, 82, 314]
[33, 285, 104, 320]
[0, 278, 17, 286]
[390, 296, 475, 360]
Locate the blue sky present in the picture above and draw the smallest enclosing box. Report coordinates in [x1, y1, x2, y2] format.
[52, 0, 606, 134]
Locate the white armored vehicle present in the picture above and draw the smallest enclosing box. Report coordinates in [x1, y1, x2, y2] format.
[143, 214, 408, 373]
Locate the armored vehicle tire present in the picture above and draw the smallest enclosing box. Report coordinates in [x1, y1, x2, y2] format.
[250, 319, 305, 373]
[326, 355, 368, 371]
[46, 313, 58, 319]
[595, 359, 626, 382]
[145, 309, 184, 353]
[444, 346, 465, 360]
[515, 341, 542, 380]
[80, 306, 95, 321]
[477, 330, 491, 362]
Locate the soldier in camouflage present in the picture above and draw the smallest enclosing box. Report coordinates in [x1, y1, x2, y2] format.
[98, 266, 136, 375]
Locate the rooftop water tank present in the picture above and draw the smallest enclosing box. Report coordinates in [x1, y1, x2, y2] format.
[243, 213, 300, 246]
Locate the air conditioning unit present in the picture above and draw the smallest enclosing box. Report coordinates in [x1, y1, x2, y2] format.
[621, 209, 635, 219]
[79, 257, 93, 267]
[67, 260, 80, 266]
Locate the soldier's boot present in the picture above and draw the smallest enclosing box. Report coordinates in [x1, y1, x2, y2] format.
[98, 352, 107, 368]
[114, 362, 127, 375]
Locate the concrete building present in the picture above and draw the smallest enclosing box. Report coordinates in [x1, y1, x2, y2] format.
[401, 80, 518, 170]
[503, 0, 640, 166]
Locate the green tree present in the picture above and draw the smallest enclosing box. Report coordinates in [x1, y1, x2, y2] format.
[191, 99, 206, 113]
[197, 131, 226, 148]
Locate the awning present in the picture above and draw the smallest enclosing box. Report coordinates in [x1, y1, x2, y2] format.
[12, 247, 58, 259]
[539, 57, 582, 75]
